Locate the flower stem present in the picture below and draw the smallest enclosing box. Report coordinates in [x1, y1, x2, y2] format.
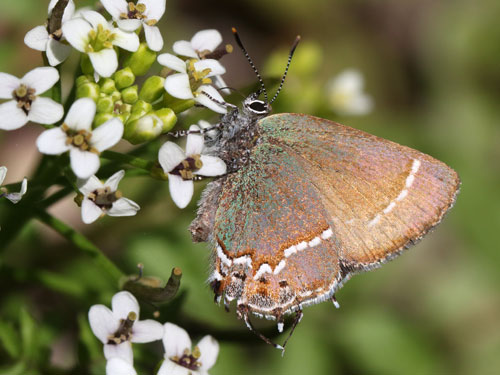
[101, 150, 155, 172]
[35, 209, 124, 284]
[121, 267, 182, 304]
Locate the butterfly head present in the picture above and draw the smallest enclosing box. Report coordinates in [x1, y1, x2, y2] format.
[243, 93, 272, 117]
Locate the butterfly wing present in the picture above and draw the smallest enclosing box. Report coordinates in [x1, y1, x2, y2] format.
[257, 113, 460, 271]
[207, 113, 459, 315]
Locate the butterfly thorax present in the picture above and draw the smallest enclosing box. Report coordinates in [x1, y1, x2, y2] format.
[210, 95, 270, 173]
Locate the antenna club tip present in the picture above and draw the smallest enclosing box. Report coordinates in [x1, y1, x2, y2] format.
[231, 27, 237, 33]
[296, 35, 301, 40]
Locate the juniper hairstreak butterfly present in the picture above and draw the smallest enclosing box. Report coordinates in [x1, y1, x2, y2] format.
[189, 28, 460, 351]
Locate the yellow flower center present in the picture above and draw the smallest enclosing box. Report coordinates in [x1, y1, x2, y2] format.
[170, 154, 203, 181]
[170, 345, 202, 371]
[85, 23, 117, 53]
[13, 84, 37, 114]
[62, 123, 99, 154]
[120, 2, 158, 25]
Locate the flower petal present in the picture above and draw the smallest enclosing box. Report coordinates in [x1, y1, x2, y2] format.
[82, 10, 109, 29]
[116, 18, 142, 32]
[89, 49, 118, 78]
[141, 0, 166, 20]
[107, 198, 140, 217]
[164, 73, 193, 100]
[197, 335, 219, 371]
[81, 198, 103, 224]
[91, 118, 123, 152]
[24, 25, 49, 51]
[0, 73, 20, 99]
[104, 170, 125, 192]
[194, 85, 227, 114]
[36, 127, 70, 155]
[28, 97, 64, 125]
[191, 29, 222, 53]
[157, 360, 190, 375]
[103, 342, 133, 364]
[46, 38, 72, 66]
[88, 304, 118, 343]
[111, 291, 139, 320]
[100, 0, 128, 19]
[131, 319, 163, 343]
[172, 40, 197, 58]
[70, 148, 100, 179]
[168, 174, 193, 209]
[78, 175, 104, 195]
[21, 67, 60, 94]
[197, 155, 226, 177]
[0, 166, 6, 186]
[213, 75, 230, 94]
[162, 323, 192, 358]
[143, 24, 163, 52]
[106, 357, 137, 375]
[112, 28, 140, 52]
[330, 69, 364, 93]
[158, 141, 185, 173]
[185, 125, 204, 156]
[4, 178, 28, 204]
[194, 59, 226, 77]
[157, 53, 186, 73]
[65, 98, 96, 131]
[347, 94, 374, 116]
[62, 18, 92, 52]
[0, 101, 28, 131]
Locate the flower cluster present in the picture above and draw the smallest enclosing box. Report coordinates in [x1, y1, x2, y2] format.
[1, 0, 230, 223]
[89, 291, 219, 375]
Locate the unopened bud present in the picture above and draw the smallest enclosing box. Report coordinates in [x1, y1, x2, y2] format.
[154, 108, 177, 133]
[131, 100, 152, 117]
[76, 82, 100, 102]
[93, 113, 114, 128]
[96, 96, 114, 113]
[124, 42, 157, 76]
[99, 78, 117, 95]
[114, 67, 135, 90]
[139, 75, 165, 103]
[80, 54, 94, 75]
[110, 90, 122, 103]
[76, 75, 93, 87]
[121, 85, 139, 104]
[124, 113, 163, 144]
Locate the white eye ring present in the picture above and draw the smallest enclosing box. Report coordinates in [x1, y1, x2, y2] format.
[246, 100, 269, 114]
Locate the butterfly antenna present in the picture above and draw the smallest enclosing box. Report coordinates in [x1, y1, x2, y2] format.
[270, 35, 301, 104]
[232, 27, 268, 103]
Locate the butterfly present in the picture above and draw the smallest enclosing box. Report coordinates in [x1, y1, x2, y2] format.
[188, 29, 460, 351]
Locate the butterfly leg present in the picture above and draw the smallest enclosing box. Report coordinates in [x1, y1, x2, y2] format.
[281, 309, 303, 355]
[331, 294, 340, 309]
[237, 304, 284, 351]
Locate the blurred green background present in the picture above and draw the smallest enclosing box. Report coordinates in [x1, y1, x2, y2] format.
[1, 0, 500, 374]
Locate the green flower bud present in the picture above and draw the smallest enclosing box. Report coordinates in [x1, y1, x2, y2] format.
[121, 85, 139, 104]
[96, 95, 114, 113]
[154, 108, 177, 133]
[99, 78, 117, 95]
[139, 75, 165, 103]
[93, 113, 114, 128]
[119, 103, 132, 115]
[123, 43, 157, 76]
[131, 100, 153, 117]
[162, 93, 195, 114]
[110, 90, 122, 103]
[124, 113, 163, 144]
[76, 75, 93, 87]
[114, 67, 135, 90]
[76, 82, 100, 102]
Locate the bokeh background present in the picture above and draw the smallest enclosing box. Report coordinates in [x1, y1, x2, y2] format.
[1, 0, 500, 374]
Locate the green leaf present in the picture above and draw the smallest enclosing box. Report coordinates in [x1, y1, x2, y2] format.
[0, 361, 26, 375]
[19, 309, 36, 362]
[0, 320, 21, 358]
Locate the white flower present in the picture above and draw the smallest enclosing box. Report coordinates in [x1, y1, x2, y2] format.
[0, 166, 28, 204]
[0, 67, 64, 131]
[158, 125, 226, 209]
[24, 0, 75, 66]
[78, 170, 140, 224]
[101, 0, 166, 52]
[62, 10, 140, 77]
[173, 29, 229, 93]
[326, 69, 374, 116]
[106, 357, 137, 375]
[36, 98, 124, 179]
[89, 291, 164, 364]
[158, 323, 219, 375]
[157, 53, 227, 114]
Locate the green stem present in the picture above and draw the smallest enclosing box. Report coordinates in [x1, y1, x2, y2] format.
[35, 209, 124, 284]
[101, 150, 155, 172]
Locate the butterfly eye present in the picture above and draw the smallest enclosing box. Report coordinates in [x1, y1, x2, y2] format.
[248, 100, 269, 114]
